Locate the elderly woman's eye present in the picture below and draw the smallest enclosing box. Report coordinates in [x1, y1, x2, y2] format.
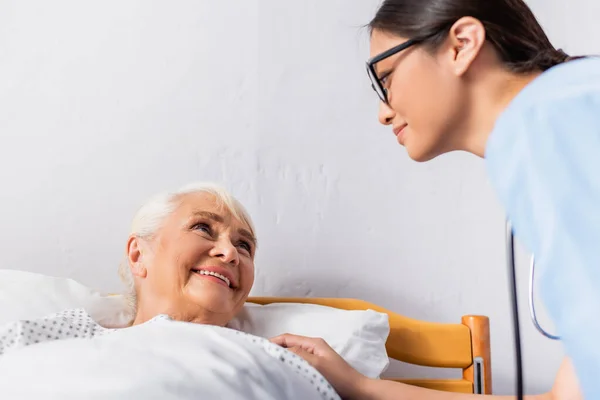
[238, 241, 252, 253]
[192, 222, 212, 234]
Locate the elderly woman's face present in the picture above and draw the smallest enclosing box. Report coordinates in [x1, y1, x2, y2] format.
[130, 192, 256, 325]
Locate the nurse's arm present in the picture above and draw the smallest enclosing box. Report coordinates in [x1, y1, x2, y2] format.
[271, 334, 580, 400]
[360, 357, 579, 400]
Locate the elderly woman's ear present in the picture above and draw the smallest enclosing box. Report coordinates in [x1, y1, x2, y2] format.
[127, 235, 148, 279]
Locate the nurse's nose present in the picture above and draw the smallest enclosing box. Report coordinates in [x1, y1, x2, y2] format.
[378, 101, 395, 126]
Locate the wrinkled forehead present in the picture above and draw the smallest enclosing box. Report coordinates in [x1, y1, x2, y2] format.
[169, 192, 254, 238]
[174, 192, 233, 223]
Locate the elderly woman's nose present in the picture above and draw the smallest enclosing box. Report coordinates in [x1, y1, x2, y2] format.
[209, 237, 239, 265]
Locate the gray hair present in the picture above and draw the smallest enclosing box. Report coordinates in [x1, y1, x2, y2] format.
[118, 182, 256, 313]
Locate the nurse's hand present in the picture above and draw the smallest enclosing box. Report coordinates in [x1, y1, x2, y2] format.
[550, 358, 582, 400]
[270, 333, 368, 399]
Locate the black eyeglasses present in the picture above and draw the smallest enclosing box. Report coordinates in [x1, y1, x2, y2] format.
[366, 38, 421, 105]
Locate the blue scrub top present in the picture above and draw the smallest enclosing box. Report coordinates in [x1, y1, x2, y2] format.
[485, 56, 600, 397]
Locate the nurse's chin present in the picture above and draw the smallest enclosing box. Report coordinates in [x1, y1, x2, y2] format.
[403, 142, 441, 163]
[403, 137, 457, 163]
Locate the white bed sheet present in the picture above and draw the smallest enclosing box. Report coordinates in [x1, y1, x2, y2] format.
[0, 315, 340, 400]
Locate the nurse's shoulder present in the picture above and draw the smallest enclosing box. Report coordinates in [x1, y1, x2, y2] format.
[511, 55, 600, 110]
[486, 55, 600, 162]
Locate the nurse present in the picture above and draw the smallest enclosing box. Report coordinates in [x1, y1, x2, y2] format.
[272, 0, 600, 399]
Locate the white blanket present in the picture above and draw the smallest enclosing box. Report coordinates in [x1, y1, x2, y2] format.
[0, 317, 340, 400]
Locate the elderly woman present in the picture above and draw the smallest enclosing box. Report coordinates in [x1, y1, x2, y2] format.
[0, 182, 257, 351]
[0, 182, 339, 400]
[118, 181, 257, 328]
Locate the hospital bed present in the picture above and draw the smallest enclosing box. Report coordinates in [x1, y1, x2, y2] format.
[250, 297, 492, 395]
[0, 270, 492, 397]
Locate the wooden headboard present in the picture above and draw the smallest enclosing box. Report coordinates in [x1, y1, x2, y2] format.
[248, 297, 492, 395]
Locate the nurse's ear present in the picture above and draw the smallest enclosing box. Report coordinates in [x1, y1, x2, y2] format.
[442, 16, 487, 77]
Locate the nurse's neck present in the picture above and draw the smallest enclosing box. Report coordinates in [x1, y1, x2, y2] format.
[462, 65, 542, 158]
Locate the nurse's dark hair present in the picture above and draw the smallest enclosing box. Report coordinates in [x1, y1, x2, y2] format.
[369, 0, 578, 73]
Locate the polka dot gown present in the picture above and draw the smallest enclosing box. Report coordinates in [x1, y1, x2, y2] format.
[0, 308, 114, 356]
[0, 309, 339, 399]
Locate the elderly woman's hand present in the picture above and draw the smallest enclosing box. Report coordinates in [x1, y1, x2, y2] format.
[270, 333, 369, 400]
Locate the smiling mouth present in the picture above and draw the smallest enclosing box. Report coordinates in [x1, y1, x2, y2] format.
[191, 269, 232, 288]
[394, 124, 407, 137]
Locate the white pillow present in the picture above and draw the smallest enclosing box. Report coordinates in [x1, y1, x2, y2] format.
[0, 269, 133, 328]
[228, 302, 390, 378]
[0, 269, 390, 377]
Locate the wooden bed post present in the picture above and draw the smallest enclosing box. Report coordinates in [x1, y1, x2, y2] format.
[461, 315, 492, 394]
[248, 297, 492, 394]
